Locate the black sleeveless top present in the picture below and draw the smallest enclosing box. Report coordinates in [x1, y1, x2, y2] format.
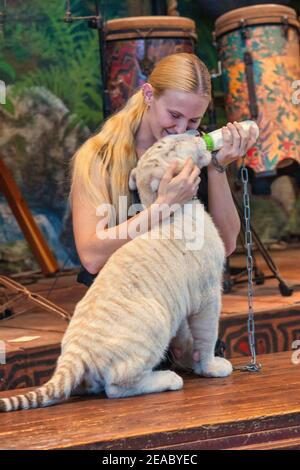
[77, 167, 209, 287]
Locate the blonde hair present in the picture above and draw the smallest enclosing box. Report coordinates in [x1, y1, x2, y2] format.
[70, 53, 211, 224]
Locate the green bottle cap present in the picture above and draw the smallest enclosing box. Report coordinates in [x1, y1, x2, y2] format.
[202, 133, 215, 152]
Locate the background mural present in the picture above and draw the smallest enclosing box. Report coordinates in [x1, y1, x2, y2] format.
[0, 0, 105, 273]
[0, 0, 299, 275]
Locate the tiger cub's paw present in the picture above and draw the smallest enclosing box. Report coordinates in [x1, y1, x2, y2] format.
[194, 357, 233, 378]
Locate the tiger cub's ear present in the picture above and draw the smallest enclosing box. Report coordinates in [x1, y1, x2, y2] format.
[129, 168, 137, 190]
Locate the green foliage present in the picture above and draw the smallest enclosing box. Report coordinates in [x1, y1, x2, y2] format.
[1, 97, 15, 115]
[177, 0, 218, 69]
[0, 60, 16, 81]
[177, 0, 225, 126]
[100, 0, 129, 20]
[2, 0, 103, 130]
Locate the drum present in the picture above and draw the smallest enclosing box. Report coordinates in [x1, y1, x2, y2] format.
[105, 16, 197, 113]
[214, 4, 300, 178]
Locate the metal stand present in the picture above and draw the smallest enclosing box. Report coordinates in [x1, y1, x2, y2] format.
[0, 158, 59, 276]
[0, 275, 71, 322]
[223, 192, 293, 297]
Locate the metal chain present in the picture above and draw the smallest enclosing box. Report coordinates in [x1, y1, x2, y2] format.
[234, 157, 262, 373]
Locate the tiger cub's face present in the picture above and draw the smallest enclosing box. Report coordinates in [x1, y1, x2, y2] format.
[129, 133, 211, 208]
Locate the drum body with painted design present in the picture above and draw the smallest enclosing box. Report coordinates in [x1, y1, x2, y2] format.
[105, 16, 197, 112]
[215, 4, 300, 177]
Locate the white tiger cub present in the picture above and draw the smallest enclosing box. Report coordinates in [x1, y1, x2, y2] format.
[0, 133, 232, 412]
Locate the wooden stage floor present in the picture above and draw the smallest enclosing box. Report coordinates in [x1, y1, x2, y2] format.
[0, 245, 300, 392]
[0, 351, 300, 450]
[0, 246, 299, 450]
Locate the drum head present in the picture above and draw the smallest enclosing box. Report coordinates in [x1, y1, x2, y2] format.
[105, 16, 197, 41]
[215, 4, 299, 37]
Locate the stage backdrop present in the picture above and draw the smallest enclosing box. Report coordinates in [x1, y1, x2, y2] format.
[0, 0, 299, 275]
[0, 0, 122, 273]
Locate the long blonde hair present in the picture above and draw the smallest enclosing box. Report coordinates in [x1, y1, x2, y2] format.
[70, 53, 211, 223]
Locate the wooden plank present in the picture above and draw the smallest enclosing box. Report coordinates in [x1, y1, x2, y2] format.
[0, 257, 299, 394]
[0, 158, 59, 275]
[151, 423, 300, 450]
[228, 435, 300, 450]
[0, 351, 299, 450]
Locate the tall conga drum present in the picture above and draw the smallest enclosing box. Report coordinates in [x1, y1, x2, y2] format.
[105, 16, 197, 113]
[214, 4, 300, 185]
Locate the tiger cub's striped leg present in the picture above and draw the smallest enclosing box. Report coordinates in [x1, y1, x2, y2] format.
[188, 295, 233, 378]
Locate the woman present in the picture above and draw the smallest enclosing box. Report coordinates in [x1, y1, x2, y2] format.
[70, 52, 257, 357]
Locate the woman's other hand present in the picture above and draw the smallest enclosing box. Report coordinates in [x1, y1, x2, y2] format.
[214, 121, 258, 167]
[155, 157, 201, 207]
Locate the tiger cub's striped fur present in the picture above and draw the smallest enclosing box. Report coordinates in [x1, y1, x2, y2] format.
[0, 133, 232, 412]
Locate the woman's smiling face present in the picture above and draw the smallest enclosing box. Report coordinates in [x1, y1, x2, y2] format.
[145, 87, 210, 139]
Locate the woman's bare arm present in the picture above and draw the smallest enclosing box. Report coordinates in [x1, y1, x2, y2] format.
[207, 164, 241, 257]
[72, 157, 200, 275]
[72, 187, 174, 274]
